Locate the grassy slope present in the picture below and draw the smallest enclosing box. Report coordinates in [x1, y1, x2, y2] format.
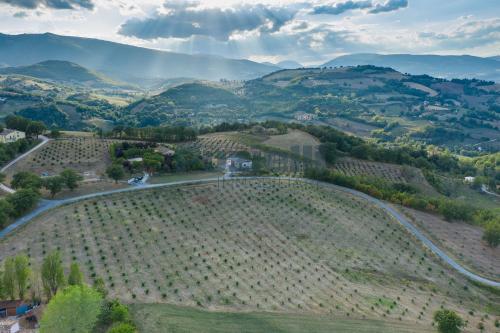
[130, 303, 433, 333]
[1, 180, 497, 332]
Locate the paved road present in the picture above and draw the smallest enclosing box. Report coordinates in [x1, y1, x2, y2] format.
[1, 175, 499, 288]
[481, 184, 500, 198]
[0, 135, 50, 193]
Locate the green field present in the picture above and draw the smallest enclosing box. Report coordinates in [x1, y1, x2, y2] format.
[130, 303, 434, 333]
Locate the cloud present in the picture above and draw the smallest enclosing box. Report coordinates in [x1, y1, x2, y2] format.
[119, 2, 298, 41]
[418, 18, 500, 49]
[0, 0, 94, 10]
[369, 0, 408, 14]
[312, 1, 372, 15]
[141, 22, 373, 65]
[13, 10, 27, 17]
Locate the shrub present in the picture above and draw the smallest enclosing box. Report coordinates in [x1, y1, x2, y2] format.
[433, 309, 464, 333]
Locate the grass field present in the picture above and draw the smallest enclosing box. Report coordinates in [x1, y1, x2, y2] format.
[262, 130, 325, 165]
[130, 303, 434, 333]
[1, 179, 498, 331]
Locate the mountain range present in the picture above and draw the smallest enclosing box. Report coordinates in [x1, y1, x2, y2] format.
[0, 60, 131, 89]
[0, 33, 279, 83]
[323, 53, 500, 82]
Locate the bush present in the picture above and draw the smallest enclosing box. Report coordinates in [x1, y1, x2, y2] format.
[483, 220, 500, 247]
[433, 309, 464, 333]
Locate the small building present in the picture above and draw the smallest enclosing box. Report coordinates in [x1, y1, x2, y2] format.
[0, 319, 20, 333]
[154, 146, 175, 157]
[0, 129, 25, 144]
[0, 301, 26, 318]
[294, 112, 316, 122]
[127, 157, 143, 163]
[464, 176, 475, 184]
[226, 157, 252, 170]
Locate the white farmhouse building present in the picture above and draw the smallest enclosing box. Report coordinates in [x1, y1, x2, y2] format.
[226, 157, 252, 170]
[0, 129, 25, 144]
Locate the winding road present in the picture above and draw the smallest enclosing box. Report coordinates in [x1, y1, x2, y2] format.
[0, 135, 50, 194]
[0, 175, 499, 288]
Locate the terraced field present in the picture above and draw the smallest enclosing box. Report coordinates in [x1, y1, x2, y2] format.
[1, 179, 497, 331]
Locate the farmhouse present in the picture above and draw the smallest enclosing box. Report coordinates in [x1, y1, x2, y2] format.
[226, 157, 252, 170]
[0, 129, 25, 144]
[294, 112, 316, 122]
[464, 176, 475, 184]
[154, 146, 175, 157]
[0, 319, 20, 333]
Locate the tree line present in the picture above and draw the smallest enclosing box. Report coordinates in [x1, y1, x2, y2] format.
[4, 115, 46, 138]
[108, 125, 197, 142]
[0, 169, 82, 228]
[0, 251, 137, 333]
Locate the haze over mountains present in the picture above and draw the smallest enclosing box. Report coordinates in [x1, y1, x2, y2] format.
[1, 33, 499, 85]
[0, 60, 131, 89]
[0, 33, 279, 83]
[324, 53, 500, 82]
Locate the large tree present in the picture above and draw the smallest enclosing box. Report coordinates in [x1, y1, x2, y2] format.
[11, 171, 43, 190]
[434, 309, 464, 333]
[14, 254, 30, 299]
[40, 285, 102, 333]
[60, 169, 83, 191]
[6, 189, 40, 217]
[106, 164, 125, 184]
[43, 176, 65, 198]
[67, 262, 84, 286]
[2, 257, 16, 299]
[41, 251, 66, 299]
[0, 200, 13, 228]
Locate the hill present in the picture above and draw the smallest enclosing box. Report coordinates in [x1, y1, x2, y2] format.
[0, 60, 130, 89]
[276, 60, 303, 69]
[119, 66, 499, 154]
[0, 33, 279, 82]
[123, 82, 248, 126]
[323, 53, 500, 82]
[0, 180, 497, 331]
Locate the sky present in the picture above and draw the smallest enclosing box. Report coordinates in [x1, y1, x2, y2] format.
[0, 0, 499, 65]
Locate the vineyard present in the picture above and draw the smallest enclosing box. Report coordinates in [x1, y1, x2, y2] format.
[0, 179, 497, 331]
[4, 137, 116, 180]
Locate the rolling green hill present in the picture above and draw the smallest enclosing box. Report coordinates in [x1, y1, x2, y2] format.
[323, 53, 500, 82]
[0, 60, 130, 88]
[119, 66, 500, 154]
